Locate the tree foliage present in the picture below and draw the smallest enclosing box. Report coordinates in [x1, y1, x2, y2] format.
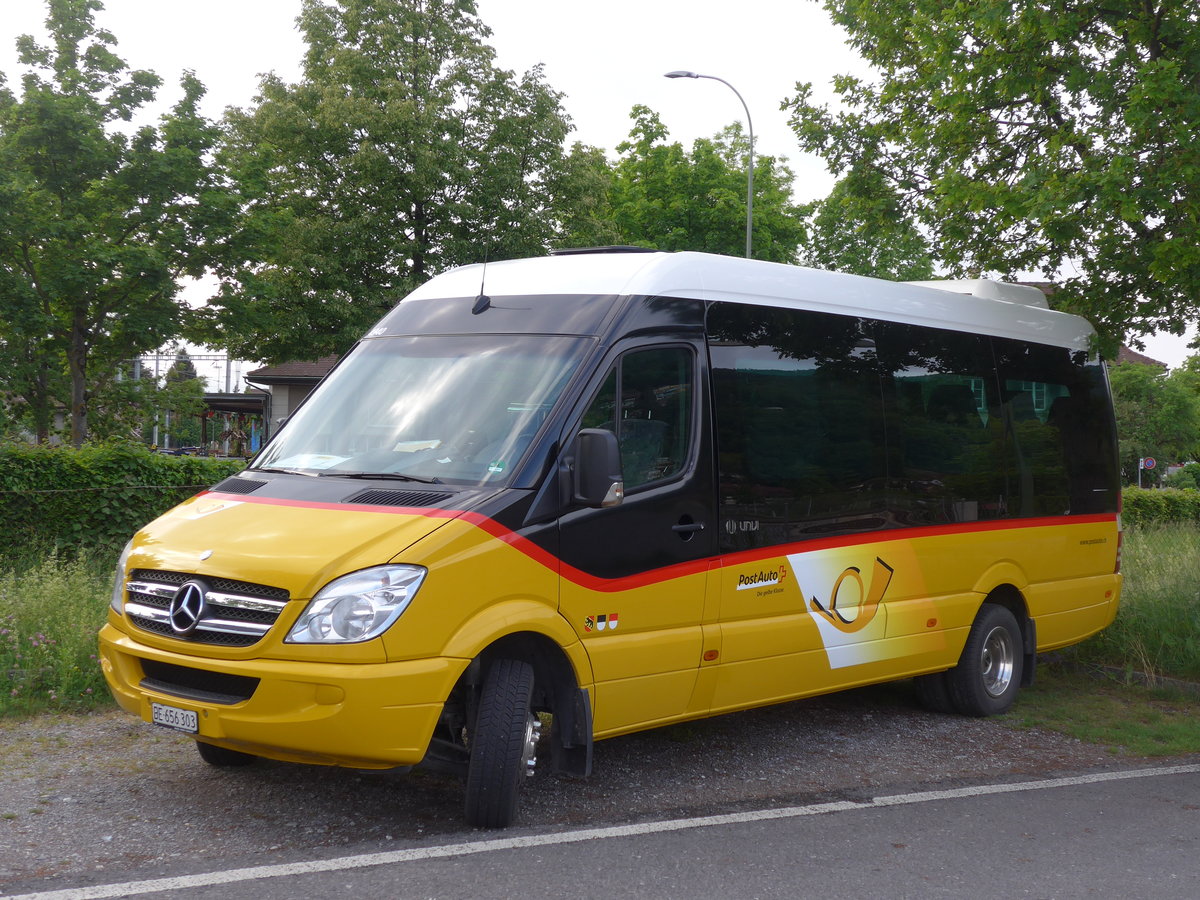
[1108, 362, 1200, 485]
[1164, 463, 1200, 491]
[0, 0, 226, 445]
[196, 0, 577, 364]
[586, 106, 805, 263]
[785, 1, 1200, 351]
[799, 163, 934, 280]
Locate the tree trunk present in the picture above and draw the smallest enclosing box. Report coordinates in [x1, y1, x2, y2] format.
[68, 310, 89, 447]
[413, 200, 427, 281]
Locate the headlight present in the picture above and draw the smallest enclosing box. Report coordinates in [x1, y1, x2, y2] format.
[286, 565, 427, 644]
[110, 540, 133, 614]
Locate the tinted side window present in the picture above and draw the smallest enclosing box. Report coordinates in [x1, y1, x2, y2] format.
[992, 338, 1119, 515]
[709, 305, 888, 549]
[708, 302, 1118, 552]
[581, 347, 694, 491]
[872, 321, 1008, 524]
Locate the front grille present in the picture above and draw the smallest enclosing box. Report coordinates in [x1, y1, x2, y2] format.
[140, 659, 259, 704]
[125, 569, 290, 648]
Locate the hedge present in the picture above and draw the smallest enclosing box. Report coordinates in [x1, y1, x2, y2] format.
[0, 443, 245, 556]
[1121, 486, 1200, 528]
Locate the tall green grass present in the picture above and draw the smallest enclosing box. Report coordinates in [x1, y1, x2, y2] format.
[0, 549, 115, 716]
[1076, 523, 1200, 680]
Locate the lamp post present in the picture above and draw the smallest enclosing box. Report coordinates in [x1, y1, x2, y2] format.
[665, 70, 754, 258]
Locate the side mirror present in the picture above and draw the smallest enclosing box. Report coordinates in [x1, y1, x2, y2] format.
[573, 428, 624, 508]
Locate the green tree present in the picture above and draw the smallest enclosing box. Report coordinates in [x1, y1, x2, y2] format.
[551, 142, 622, 250]
[196, 0, 576, 364]
[164, 346, 200, 385]
[784, 1, 1200, 352]
[85, 357, 158, 443]
[81, 347, 207, 447]
[1108, 363, 1200, 485]
[1164, 463, 1200, 491]
[600, 106, 806, 263]
[159, 346, 205, 448]
[0, 0, 226, 446]
[800, 162, 934, 280]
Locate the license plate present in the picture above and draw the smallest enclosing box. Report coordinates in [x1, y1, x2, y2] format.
[151, 702, 199, 733]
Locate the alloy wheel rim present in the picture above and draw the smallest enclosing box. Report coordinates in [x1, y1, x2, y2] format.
[981, 625, 1015, 697]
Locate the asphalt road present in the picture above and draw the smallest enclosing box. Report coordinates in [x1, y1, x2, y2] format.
[6, 764, 1200, 899]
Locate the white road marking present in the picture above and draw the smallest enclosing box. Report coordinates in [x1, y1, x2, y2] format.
[7, 764, 1199, 900]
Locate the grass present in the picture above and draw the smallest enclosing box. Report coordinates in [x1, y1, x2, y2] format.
[1005, 522, 1200, 755]
[1075, 524, 1200, 680]
[0, 548, 116, 716]
[1009, 662, 1200, 756]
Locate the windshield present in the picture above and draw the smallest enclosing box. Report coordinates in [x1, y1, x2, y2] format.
[253, 335, 590, 486]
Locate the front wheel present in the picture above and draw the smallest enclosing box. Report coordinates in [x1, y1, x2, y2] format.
[464, 658, 539, 828]
[947, 604, 1023, 717]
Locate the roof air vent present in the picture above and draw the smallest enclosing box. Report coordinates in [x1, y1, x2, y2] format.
[549, 246, 659, 256]
[905, 279, 1049, 308]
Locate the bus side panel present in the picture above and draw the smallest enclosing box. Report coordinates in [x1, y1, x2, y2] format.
[1025, 574, 1122, 649]
[708, 518, 1119, 714]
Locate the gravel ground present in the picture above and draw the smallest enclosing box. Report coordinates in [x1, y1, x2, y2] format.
[0, 682, 1173, 893]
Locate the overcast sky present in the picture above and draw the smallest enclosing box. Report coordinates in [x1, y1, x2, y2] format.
[3, 0, 1193, 367]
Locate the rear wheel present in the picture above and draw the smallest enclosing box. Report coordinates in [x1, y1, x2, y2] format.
[195, 741, 257, 767]
[947, 604, 1023, 717]
[464, 658, 539, 829]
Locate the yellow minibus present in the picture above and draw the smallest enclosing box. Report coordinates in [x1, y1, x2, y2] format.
[100, 249, 1122, 827]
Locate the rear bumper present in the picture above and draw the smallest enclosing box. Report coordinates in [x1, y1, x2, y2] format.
[98, 624, 467, 768]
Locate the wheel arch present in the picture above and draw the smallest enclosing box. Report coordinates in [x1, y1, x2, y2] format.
[441, 598, 594, 686]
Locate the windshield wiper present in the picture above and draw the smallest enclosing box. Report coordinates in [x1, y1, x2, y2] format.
[253, 466, 316, 476]
[318, 471, 443, 485]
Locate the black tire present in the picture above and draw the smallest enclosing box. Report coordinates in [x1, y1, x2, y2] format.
[913, 670, 956, 714]
[947, 604, 1024, 717]
[195, 740, 257, 767]
[464, 658, 537, 829]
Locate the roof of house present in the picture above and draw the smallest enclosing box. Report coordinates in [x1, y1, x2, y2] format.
[245, 355, 341, 384]
[1116, 345, 1168, 369]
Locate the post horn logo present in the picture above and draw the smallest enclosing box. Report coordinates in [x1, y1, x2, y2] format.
[809, 558, 894, 634]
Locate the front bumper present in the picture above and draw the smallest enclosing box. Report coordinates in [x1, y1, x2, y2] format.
[98, 624, 467, 768]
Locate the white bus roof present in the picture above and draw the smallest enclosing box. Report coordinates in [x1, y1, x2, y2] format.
[403, 251, 1093, 351]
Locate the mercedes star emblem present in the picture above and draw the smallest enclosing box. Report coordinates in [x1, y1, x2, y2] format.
[168, 581, 207, 635]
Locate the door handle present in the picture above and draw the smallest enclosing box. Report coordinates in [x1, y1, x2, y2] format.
[672, 521, 705, 534]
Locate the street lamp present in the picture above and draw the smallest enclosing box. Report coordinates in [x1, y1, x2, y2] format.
[665, 70, 754, 258]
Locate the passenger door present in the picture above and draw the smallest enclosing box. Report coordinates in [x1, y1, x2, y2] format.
[557, 342, 717, 736]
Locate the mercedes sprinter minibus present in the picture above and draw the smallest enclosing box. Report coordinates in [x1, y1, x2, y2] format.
[101, 249, 1122, 827]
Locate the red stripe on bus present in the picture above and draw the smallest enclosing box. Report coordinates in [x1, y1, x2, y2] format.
[200, 491, 1117, 594]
